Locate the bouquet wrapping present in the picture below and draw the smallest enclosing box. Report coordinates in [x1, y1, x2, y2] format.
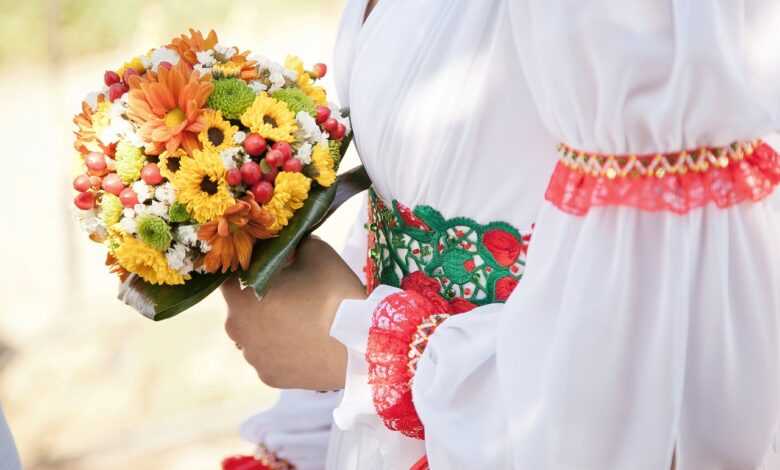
[71, 29, 369, 320]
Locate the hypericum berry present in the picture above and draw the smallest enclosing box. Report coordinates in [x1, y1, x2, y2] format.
[271, 142, 292, 161]
[282, 158, 303, 173]
[322, 118, 339, 134]
[265, 149, 285, 167]
[74, 191, 96, 210]
[104, 70, 121, 87]
[240, 161, 262, 186]
[331, 122, 347, 140]
[312, 63, 327, 79]
[119, 188, 139, 208]
[251, 181, 274, 204]
[123, 68, 140, 84]
[157, 61, 173, 71]
[108, 83, 128, 102]
[73, 174, 91, 192]
[243, 133, 267, 157]
[261, 165, 279, 184]
[141, 163, 163, 185]
[102, 173, 125, 196]
[226, 168, 243, 186]
[88, 175, 103, 190]
[85, 152, 107, 172]
[315, 106, 331, 124]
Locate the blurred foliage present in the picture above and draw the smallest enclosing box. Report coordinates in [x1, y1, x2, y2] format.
[0, 0, 326, 65]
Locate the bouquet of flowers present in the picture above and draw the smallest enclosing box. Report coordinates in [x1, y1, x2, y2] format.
[71, 29, 368, 320]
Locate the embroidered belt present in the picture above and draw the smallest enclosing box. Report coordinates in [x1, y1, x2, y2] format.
[546, 140, 780, 215]
[365, 189, 532, 305]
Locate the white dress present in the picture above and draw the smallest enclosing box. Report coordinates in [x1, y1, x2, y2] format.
[328, 1, 780, 469]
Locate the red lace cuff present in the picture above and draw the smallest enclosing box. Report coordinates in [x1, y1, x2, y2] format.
[546, 140, 780, 215]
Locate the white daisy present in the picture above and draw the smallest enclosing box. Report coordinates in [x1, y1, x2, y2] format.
[233, 131, 247, 144]
[220, 147, 242, 170]
[118, 216, 137, 234]
[196, 49, 216, 67]
[214, 43, 237, 59]
[166, 242, 194, 275]
[131, 181, 154, 203]
[248, 80, 267, 94]
[147, 200, 169, 219]
[154, 182, 176, 205]
[295, 111, 327, 145]
[175, 224, 200, 247]
[149, 47, 180, 72]
[296, 142, 313, 165]
[194, 63, 213, 75]
[75, 208, 103, 234]
[199, 239, 212, 253]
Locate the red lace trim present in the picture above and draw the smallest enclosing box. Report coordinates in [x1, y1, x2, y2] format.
[222, 445, 294, 470]
[545, 140, 780, 215]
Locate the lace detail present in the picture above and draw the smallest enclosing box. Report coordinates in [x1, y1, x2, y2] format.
[222, 444, 295, 470]
[546, 140, 780, 215]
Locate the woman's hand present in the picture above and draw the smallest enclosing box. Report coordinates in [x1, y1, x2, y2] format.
[221, 237, 366, 390]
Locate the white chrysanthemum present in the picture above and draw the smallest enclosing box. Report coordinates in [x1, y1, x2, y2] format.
[199, 239, 212, 253]
[214, 43, 237, 59]
[154, 182, 176, 205]
[118, 216, 137, 234]
[248, 80, 267, 94]
[296, 142, 313, 165]
[150, 47, 180, 72]
[166, 242, 194, 275]
[148, 200, 169, 219]
[75, 208, 102, 234]
[99, 103, 136, 145]
[220, 147, 242, 170]
[282, 68, 298, 82]
[247, 53, 271, 68]
[194, 64, 212, 75]
[329, 103, 352, 135]
[196, 49, 216, 66]
[122, 208, 135, 218]
[295, 111, 327, 145]
[233, 131, 247, 144]
[175, 224, 200, 247]
[131, 181, 153, 203]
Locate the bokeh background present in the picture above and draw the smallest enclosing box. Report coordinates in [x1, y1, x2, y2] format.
[0, 1, 361, 468]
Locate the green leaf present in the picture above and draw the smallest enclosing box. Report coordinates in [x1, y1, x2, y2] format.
[118, 271, 230, 321]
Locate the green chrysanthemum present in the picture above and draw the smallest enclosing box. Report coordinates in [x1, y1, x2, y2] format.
[136, 214, 173, 252]
[329, 140, 343, 165]
[271, 88, 316, 117]
[168, 202, 191, 223]
[100, 193, 123, 226]
[207, 78, 256, 120]
[115, 141, 146, 184]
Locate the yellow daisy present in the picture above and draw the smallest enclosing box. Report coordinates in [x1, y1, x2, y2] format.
[284, 55, 327, 106]
[311, 143, 337, 187]
[263, 171, 311, 232]
[198, 110, 237, 153]
[173, 149, 235, 223]
[159, 148, 189, 181]
[113, 234, 188, 285]
[240, 93, 298, 143]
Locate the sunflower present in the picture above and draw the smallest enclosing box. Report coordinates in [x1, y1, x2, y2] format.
[263, 171, 311, 232]
[311, 142, 337, 187]
[113, 233, 188, 285]
[159, 148, 189, 181]
[198, 110, 237, 153]
[173, 148, 235, 223]
[284, 55, 327, 106]
[198, 194, 276, 273]
[240, 93, 298, 143]
[126, 61, 213, 155]
[168, 29, 218, 66]
[73, 95, 110, 153]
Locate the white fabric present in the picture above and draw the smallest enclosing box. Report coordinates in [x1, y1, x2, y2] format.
[0, 406, 20, 470]
[329, 1, 780, 469]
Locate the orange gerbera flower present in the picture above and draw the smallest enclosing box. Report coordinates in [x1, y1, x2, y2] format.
[126, 61, 213, 155]
[169, 29, 218, 66]
[73, 94, 107, 153]
[198, 194, 276, 273]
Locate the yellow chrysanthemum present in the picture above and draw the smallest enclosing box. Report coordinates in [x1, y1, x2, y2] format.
[213, 61, 243, 78]
[198, 110, 237, 153]
[311, 143, 337, 187]
[284, 55, 327, 106]
[173, 148, 235, 223]
[240, 93, 298, 143]
[159, 148, 189, 181]
[90, 100, 113, 141]
[263, 171, 312, 232]
[113, 234, 188, 285]
[116, 57, 146, 78]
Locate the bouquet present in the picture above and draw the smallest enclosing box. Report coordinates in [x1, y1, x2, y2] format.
[71, 30, 369, 320]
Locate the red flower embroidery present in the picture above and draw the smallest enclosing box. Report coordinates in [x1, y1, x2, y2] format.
[401, 271, 449, 313]
[397, 204, 431, 231]
[483, 229, 524, 267]
[222, 456, 271, 470]
[449, 296, 478, 313]
[463, 259, 476, 272]
[495, 276, 519, 302]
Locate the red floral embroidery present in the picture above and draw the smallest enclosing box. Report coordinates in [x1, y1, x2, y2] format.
[397, 203, 431, 231]
[546, 141, 780, 215]
[495, 276, 519, 302]
[483, 229, 525, 266]
[449, 296, 478, 313]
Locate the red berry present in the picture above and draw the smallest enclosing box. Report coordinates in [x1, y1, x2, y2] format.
[331, 122, 347, 140]
[73, 174, 91, 192]
[265, 149, 285, 167]
[243, 133, 267, 157]
[85, 152, 107, 172]
[261, 165, 279, 184]
[251, 181, 274, 204]
[282, 158, 303, 173]
[226, 168, 243, 186]
[271, 142, 292, 161]
[74, 191, 96, 210]
[104, 70, 121, 87]
[141, 163, 163, 185]
[312, 63, 327, 78]
[315, 106, 331, 124]
[240, 161, 262, 186]
[322, 118, 339, 134]
[119, 188, 139, 208]
[158, 61, 173, 71]
[102, 173, 125, 196]
[108, 83, 128, 102]
[123, 68, 140, 84]
[88, 175, 103, 190]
